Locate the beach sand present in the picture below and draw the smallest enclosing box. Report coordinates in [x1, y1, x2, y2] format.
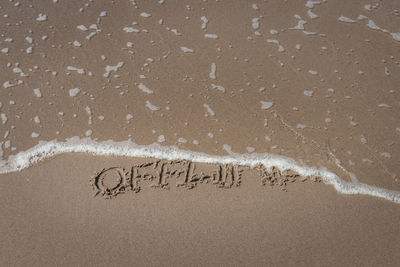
[1, 154, 400, 266]
[1, 0, 399, 265]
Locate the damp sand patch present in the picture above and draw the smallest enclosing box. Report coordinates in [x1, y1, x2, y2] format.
[90, 159, 323, 199]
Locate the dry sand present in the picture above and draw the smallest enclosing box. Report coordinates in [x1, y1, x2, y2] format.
[1, 0, 400, 265]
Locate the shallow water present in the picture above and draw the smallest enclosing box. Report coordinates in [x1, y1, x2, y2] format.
[0, 0, 399, 202]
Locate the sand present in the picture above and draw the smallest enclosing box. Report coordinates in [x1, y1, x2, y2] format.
[1, 0, 400, 265]
[0, 154, 399, 266]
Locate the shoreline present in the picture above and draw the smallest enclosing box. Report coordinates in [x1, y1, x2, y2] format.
[1, 137, 399, 204]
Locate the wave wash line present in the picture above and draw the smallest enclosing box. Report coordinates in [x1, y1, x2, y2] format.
[0, 137, 399, 204]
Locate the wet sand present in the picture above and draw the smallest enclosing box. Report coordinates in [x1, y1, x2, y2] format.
[1, 154, 399, 266]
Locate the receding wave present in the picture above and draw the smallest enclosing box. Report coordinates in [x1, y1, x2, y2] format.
[0, 137, 399, 204]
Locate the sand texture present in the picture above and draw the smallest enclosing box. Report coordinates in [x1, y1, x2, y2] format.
[1, 154, 400, 266]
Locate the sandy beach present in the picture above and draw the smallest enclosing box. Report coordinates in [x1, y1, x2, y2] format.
[1, 0, 399, 265]
[1, 154, 400, 266]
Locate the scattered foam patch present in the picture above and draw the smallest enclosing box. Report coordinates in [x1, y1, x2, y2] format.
[180, 46, 194, 53]
[0, 137, 398, 204]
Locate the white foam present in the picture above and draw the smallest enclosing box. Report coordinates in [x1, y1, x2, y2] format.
[305, 1, 320, 9]
[367, 19, 380, 30]
[260, 101, 273, 110]
[73, 40, 81, 47]
[77, 25, 88, 31]
[67, 66, 85, 75]
[307, 9, 319, 19]
[34, 116, 40, 124]
[252, 18, 260, 30]
[308, 70, 318, 75]
[289, 15, 307, 30]
[170, 29, 181, 36]
[203, 104, 215, 116]
[211, 84, 225, 93]
[359, 17, 400, 42]
[125, 114, 133, 121]
[391, 33, 400, 41]
[378, 103, 391, 108]
[145, 100, 160, 111]
[138, 83, 154, 94]
[3, 80, 23, 89]
[177, 137, 187, 144]
[69, 88, 81, 97]
[209, 63, 216, 79]
[180, 46, 194, 53]
[123, 27, 140, 33]
[201, 16, 208, 30]
[86, 32, 97, 40]
[13, 67, 28, 77]
[85, 106, 92, 125]
[338, 16, 356, 23]
[204, 34, 218, 39]
[266, 39, 285, 52]
[140, 12, 151, 18]
[33, 88, 42, 98]
[0, 137, 397, 203]
[36, 13, 47, 22]
[104, 62, 124, 78]
[1, 113, 7, 124]
[157, 135, 165, 143]
[304, 90, 314, 97]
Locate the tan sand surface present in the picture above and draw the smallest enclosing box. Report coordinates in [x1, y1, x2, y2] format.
[1, 154, 399, 266]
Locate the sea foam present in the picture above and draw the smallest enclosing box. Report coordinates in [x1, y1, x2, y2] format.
[0, 137, 399, 204]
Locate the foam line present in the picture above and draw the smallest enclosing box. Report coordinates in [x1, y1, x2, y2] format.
[0, 137, 399, 204]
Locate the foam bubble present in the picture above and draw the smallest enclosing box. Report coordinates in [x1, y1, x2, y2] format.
[260, 101, 273, 110]
[252, 18, 260, 30]
[145, 100, 160, 111]
[211, 84, 225, 93]
[338, 16, 356, 23]
[180, 46, 194, 53]
[201, 16, 208, 30]
[36, 13, 47, 22]
[204, 33, 218, 39]
[123, 27, 140, 33]
[203, 104, 215, 116]
[267, 39, 285, 52]
[104, 62, 124, 78]
[138, 83, 154, 94]
[209, 63, 216, 79]
[304, 90, 314, 97]
[77, 25, 88, 31]
[157, 135, 165, 143]
[69, 88, 81, 97]
[140, 12, 151, 18]
[33, 88, 42, 98]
